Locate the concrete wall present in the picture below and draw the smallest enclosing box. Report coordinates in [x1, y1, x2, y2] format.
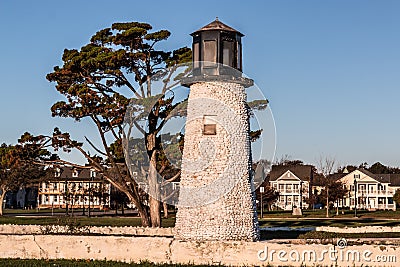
[0, 234, 398, 267]
[317, 225, 400, 233]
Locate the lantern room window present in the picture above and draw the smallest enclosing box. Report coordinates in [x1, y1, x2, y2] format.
[193, 42, 200, 68]
[237, 43, 242, 70]
[222, 40, 234, 67]
[203, 40, 217, 67]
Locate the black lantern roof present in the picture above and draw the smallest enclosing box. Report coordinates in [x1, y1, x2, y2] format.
[191, 18, 244, 37]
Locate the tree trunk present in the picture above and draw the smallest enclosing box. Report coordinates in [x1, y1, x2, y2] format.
[138, 205, 151, 227]
[147, 133, 161, 227]
[163, 202, 168, 219]
[105, 173, 151, 227]
[148, 155, 161, 227]
[124, 193, 151, 227]
[326, 188, 329, 218]
[0, 188, 6, 216]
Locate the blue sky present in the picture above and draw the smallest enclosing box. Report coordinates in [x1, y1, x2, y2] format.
[1, 0, 399, 168]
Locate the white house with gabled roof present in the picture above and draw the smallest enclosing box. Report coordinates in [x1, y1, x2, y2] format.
[338, 169, 400, 211]
[269, 165, 316, 210]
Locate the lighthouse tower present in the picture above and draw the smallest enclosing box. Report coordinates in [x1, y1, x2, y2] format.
[175, 19, 259, 241]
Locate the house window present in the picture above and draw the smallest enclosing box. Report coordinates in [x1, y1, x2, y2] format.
[359, 184, 365, 192]
[72, 170, 79, 178]
[286, 184, 292, 193]
[293, 184, 299, 192]
[354, 174, 360, 179]
[203, 115, 216, 135]
[90, 170, 96, 178]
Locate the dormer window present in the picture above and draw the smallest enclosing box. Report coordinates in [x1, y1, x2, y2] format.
[203, 115, 216, 135]
[90, 170, 96, 178]
[72, 169, 79, 178]
[54, 168, 61, 177]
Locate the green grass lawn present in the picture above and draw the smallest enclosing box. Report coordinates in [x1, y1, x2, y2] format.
[0, 216, 176, 228]
[1, 209, 399, 234]
[3, 208, 130, 215]
[260, 208, 400, 219]
[259, 218, 400, 228]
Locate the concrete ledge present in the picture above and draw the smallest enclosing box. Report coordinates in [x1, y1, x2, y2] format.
[0, 234, 398, 266]
[316, 226, 400, 233]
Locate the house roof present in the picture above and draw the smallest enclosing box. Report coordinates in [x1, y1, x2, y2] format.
[191, 18, 244, 36]
[328, 172, 347, 180]
[339, 168, 400, 186]
[358, 168, 377, 178]
[268, 165, 317, 182]
[372, 173, 400, 186]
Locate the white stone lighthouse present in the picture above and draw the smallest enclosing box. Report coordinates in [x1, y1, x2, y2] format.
[175, 19, 259, 241]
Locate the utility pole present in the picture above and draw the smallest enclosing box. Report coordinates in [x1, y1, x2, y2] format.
[326, 187, 329, 218]
[354, 178, 357, 217]
[260, 186, 264, 218]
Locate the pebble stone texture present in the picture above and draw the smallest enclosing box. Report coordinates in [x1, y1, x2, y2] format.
[175, 81, 260, 241]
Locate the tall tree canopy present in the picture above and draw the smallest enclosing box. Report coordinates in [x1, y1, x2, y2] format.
[45, 21, 191, 227]
[0, 134, 51, 215]
[368, 162, 400, 174]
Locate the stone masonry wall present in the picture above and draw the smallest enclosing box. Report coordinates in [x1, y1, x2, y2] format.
[175, 81, 259, 241]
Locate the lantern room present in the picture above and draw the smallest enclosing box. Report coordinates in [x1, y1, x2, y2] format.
[192, 17, 243, 74]
[182, 18, 253, 87]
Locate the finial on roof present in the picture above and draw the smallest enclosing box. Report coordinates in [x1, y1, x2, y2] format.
[216, 16, 219, 21]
